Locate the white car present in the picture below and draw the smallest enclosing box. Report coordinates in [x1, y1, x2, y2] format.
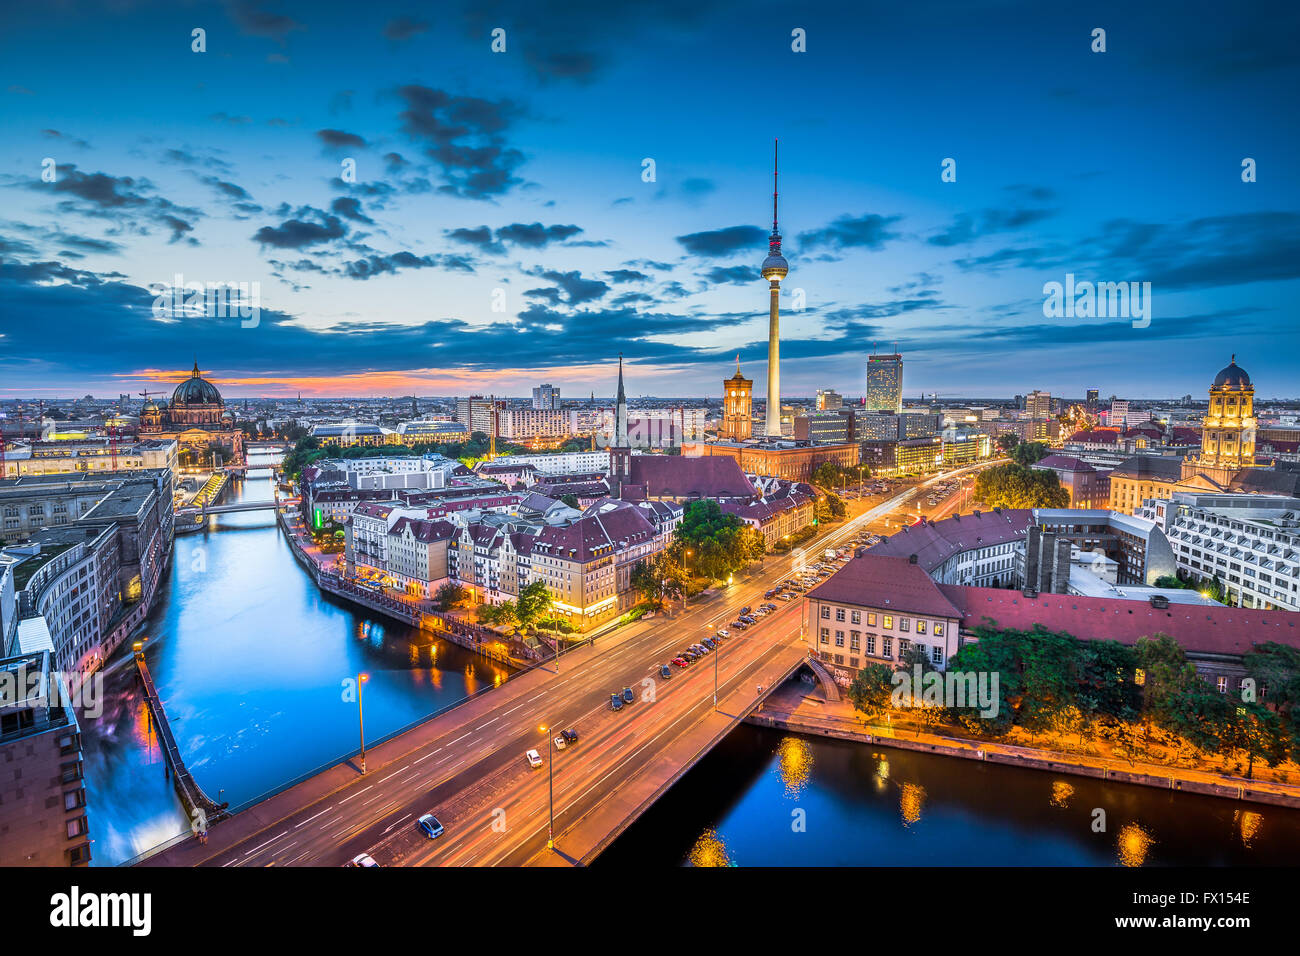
[716, 628, 731, 638]
[349, 853, 379, 867]
[553, 735, 566, 751]
[526, 749, 543, 768]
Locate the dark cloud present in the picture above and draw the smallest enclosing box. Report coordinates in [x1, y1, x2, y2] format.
[798, 213, 902, 251]
[675, 225, 765, 258]
[445, 226, 501, 253]
[495, 222, 582, 248]
[604, 269, 649, 284]
[700, 265, 755, 286]
[928, 187, 1057, 247]
[227, 0, 305, 45]
[394, 85, 526, 198]
[41, 129, 91, 149]
[331, 197, 374, 224]
[252, 209, 347, 249]
[384, 17, 429, 41]
[317, 128, 368, 149]
[530, 269, 609, 305]
[27, 165, 201, 244]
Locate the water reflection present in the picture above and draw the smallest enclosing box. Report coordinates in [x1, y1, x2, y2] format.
[81, 452, 511, 865]
[598, 726, 1300, 868]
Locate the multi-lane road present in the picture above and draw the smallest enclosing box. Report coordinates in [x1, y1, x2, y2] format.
[149, 465, 994, 867]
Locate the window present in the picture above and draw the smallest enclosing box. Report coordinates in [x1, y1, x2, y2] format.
[866, 635, 876, 655]
[899, 639, 911, 658]
[66, 816, 86, 839]
[883, 615, 893, 629]
[882, 637, 892, 658]
[931, 645, 943, 666]
[867, 613, 877, 627]
[934, 623, 945, 637]
[835, 608, 846, 622]
[1134, 668, 1146, 686]
[835, 630, 845, 648]
[899, 617, 910, 632]
[851, 610, 861, 624]
[820, 628, 829, 644]
[1216, 676, 1227, 694]
[916, 620, 927, 634]
[849, 631, 861, 651]
[820, 606, 830, 619]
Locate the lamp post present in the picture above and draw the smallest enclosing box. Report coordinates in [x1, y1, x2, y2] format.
[683, 549, 693, 609]
[539, 723, 554, 850]
[357, 672, 370, 773]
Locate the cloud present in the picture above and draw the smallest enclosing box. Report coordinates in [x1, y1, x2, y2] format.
[700, 265, 754, 286]
[675, 225, 765, 258]
[317, 128, 368, 149]
[27, 165, 202, 244]
[331, 197, 374, 224]
[384, 16, 429, 41]
[798, 213, 902, 251]
[495, 222, 582, 247]
[531, 269, 609, 305]
[393, 85, 526, 198]
[227, 0, 305, 45]
[252, 208, 347, 248]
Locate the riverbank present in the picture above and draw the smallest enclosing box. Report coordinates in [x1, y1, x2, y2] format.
[748, 677, 1300, 810]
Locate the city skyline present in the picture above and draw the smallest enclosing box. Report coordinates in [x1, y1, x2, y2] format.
[2, 1, 1298, 399]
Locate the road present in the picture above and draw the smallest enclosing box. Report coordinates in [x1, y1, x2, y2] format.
[149, 463, 997, 868]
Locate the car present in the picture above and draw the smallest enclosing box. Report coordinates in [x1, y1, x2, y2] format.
[417, 814, 444, 839]
[764, 589, 777, 599]
[762, 602, 778, 610]
[622, 687, 635, 703]
[740, 615, 756, 624]
[731, 620, 748, 630]
[526, 749, 543, 768]
[610, 694, 624, 710]
[672, 656, 689, 667]
[553, 735, 567, 751]
[682, 649, 698, 661]
[716, 628, 731, 638]
[701, 637, 716, 649]
[692, 643, 710, 655]
[349, 853, 379, 867]
[753, 607, 768, 617]
[561, 729, 579, 744]
[739, 606, 752, 616]
[660, 664, 673, 679]
[780, 593, 795, 601]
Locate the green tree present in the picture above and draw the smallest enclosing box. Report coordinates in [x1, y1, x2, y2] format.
[1243, 642, 1300, 716]
[672, 499, 760, 581]
[847, 664, 895, 719]
[1010, 441, 1051, 467]
[559, 494, 581, 509]
[434, 582, 466, 610]
[995, 433, 1021, 454]
[514, 580, 553, 632]
[974, 463, 1070, 509]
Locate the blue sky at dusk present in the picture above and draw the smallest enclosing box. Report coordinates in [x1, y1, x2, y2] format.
[1, 0, 1297, 400]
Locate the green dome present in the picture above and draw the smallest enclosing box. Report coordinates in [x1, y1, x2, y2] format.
[172, 362, 223, 406]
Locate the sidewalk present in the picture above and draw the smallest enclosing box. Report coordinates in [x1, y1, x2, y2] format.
[751, 681, 1300, 809]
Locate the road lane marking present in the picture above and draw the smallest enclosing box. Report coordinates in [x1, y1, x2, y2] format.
[339, 786, 372, 804]
[244, 830, 290, 856]
[413, 747, 441, 763]
[295, 806, 333, 827]
[376, 765, 409, 784]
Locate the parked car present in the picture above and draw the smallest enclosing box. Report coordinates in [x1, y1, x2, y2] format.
[780, 593, 795, 601]
[610, 694, 624, 710]
[683, 649, 699, 661]
[701, 637, 716, 650]
[762, 603, 778, 611]
[764, 589, 777, 599]
[716, 628, 731, 638]
[660, 664, 673, 679]
[349, 853, 379, 867]
[672, 656, 689, 667]
[553, 735, 566, 751]
[740, 606, 752, 616]
[740, 615, 756, 625]
[731, 620, 749, 630]
[417, 814, 444, 839]
[622, 687, 635, 704]
[561, 729, 579, 744]
[692, 643, 710, 655]
[526, 749, 543, 769]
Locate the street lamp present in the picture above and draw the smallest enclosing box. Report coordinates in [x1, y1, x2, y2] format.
[539, 723, 554, 850]
[357, 672, 370, 773]
[683, 549, 693, 609]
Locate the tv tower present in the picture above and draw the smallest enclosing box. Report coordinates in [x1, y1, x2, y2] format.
[761, 139, 789, 438]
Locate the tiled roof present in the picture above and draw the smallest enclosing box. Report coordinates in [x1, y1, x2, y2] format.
[1037, 454, 1097, 473]
[808, 555, 964, 619]
[940, 585, 1300, 657]
[389, 517, 456, 542]
[867, 508, 1032, 573]
[532, 505, 656, 562]
[1109, 455, 1184, 480]
[628, 455, 755, 499]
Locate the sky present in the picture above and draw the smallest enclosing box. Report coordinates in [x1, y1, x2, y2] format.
[1, 0, 1298, 401]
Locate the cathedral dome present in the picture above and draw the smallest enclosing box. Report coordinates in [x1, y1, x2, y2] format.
[172, 361, 224, 406]
[1212, 356, 1251, 390]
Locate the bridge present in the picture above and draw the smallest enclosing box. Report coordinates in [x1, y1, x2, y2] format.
[176, 498, 296, 518]
[134, 649, 229, 830]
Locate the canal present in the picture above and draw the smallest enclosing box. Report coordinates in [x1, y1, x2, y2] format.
[597, 724, 1300, 866]
[81, 451, 510, 866]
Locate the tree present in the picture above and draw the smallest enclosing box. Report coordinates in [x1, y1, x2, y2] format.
[973, 463, 1069, 509]
[672, 499, 760, 581]
[847, 664, 895, 719]
[631, 552, 685, 610]
[434, 582, 466, 610]
[514, 580, 553, 632]
[1243, 642, 1300, 717]
[812, 462, 843, 489]
[559, 494, 581, 509]
[995, 433, 1021, 454]
[1010, 441, 1051, 467]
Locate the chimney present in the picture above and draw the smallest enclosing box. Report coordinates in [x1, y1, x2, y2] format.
[1149, 594, 1170, 609]
[908, 554, 918, 564]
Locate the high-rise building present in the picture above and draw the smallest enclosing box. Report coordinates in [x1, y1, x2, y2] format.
[1026, 390, 1052, 421]
[1108, 399, 1130, 428]
[455, 396, 505, 435]
[760, 140, 788, 438]
[721, 360, 753, 441]
[1085, 388, 1099, 412]
[865, 353, 903, 412]
[816, 389, 843, 411]
[532, 384, 560, 410]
